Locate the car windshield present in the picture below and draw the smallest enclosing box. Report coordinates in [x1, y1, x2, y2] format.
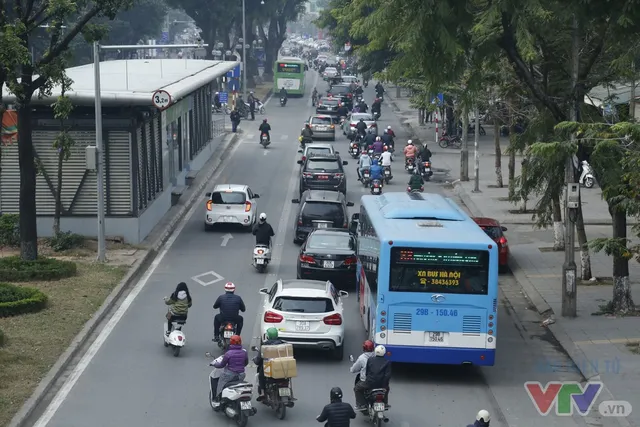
[311, 117, 332, 125]
[211, 191, 246, 204]
[352, 114, 373, 122]
[306, 159, 341, 172]
[273, 296, 334, 313]
[301, 202, 345, 223]
[306, 147, 332, 156]
[480, 226, 502, 240]
[307, 233, 354, 250]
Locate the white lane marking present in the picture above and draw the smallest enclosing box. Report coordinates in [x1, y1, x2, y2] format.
[33, 135, 245, 427]
[263, 150, 268, 155]
[220, 233, 233, 246]
[192, 271, 225, 286]
[246, 132, 256, 139]
[280, 134, 289, 140]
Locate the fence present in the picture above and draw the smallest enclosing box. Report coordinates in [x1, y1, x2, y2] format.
[212, 116, 226, 138]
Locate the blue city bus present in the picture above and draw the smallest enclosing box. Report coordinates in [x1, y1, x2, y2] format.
[351, 192, 499, 366]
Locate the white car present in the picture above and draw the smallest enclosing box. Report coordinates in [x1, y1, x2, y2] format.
[298, 143, 336, 165]
[323, 67, 338, 80]
[259, 279, 348, 360]
[341, 75, 359, 85]
[204, 184, 260, 231]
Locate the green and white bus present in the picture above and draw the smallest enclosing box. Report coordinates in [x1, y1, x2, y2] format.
[273, 56, 306, 97]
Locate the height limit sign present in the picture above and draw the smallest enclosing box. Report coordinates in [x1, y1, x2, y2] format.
[152, 89, 172, 111]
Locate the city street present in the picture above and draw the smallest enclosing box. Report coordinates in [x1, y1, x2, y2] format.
[28, 71, 593, 427]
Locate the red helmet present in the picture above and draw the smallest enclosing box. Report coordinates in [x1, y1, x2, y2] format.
[363, 340, 374, 352]
[230, 335, 242, 345]
[383, 146, 388, 151]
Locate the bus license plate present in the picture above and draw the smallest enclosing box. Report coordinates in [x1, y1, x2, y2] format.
[373, 403, 385, 411]
[428, 332, 445, 343]
[240, 401, 252, 410]
[279, 388, 292, 397]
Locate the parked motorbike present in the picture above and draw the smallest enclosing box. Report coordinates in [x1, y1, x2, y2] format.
[407, 186, 424, 193]
[579, 160, 595, 188]
[253, 244, 271, 273]
[383, 166, 392, 184]
[421, 161, 433, 181]
[370, 179, 383, 195]
[405, 158, 415, 173]
[261, 133, 270, 148]
[208, 354, 257, 427]
[361, 168, 371, 187]
[217, 322, 237, 352]
[350, 143, 360, 158]
[163, 304, 186, 357]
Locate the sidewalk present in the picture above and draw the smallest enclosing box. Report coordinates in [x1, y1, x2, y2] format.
[387, 85, 640, 426]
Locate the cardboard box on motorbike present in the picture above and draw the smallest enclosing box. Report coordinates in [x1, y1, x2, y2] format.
[261, 343, 297, 379]
[261, 343, 294, 358]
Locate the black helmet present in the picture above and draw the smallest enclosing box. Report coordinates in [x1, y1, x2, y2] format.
[330, 387, 343, 402]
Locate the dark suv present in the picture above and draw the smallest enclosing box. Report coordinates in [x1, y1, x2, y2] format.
[327, 84, 353, 109]
[291, 190, 354, 244]
[297, 153, 348, 197]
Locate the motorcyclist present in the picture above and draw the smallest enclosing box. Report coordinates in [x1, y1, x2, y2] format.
[301, 123, 314, 147]
[380, 147, 392, 176]
[213, 282, 246, 341]
[358, 151, 372, 181]
[164, 281, 192, 335]
[371, 98, 382, 117]
[351, 340, 375, 409]
[467, 410, 491, 427]
[357, 99, 368, 113]
[355, 118, 367, 137]
[316, 387, 356, 427]
[371, 136, 384, 154]
[403, 140, 417, 165]
[253, 213, 274, 247]
[375, 82, 384, 98]
[419, 144, 432, 161]
[369, 159, 383, 186]
[409, 168, 424, 190]
[380, 131, 393, 150]
[279, 87, 288, 103]
[386, 126, 396, 138]
[247, 91, 256, 120]
[355, 84, 364, 97]
[312, 88, 318, 106]
[212, 335, 249, 400]
[255, 327, 285, 401]
[362, 128, 375, 151]
[237, 94, 247, 116]
[337, 103, 349, 118]
[258, 118, 271, 143]
[359, 345, 391, 408]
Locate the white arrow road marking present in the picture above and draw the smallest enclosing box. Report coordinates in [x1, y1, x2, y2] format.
[220, 233, 233, 246]
[192, 271, 225, 286]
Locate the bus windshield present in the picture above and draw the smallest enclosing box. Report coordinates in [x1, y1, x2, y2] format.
[389, 247, 489, 295]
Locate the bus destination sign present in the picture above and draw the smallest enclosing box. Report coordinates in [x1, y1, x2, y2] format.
[396, 249, 482, 265]
[416, 269, 461, 287]
[278, 63, 301, 73]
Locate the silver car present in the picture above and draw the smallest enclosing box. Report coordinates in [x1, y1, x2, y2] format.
[342, 113, 378, 137]
[307, 115, 336, 140]
[323, 67, 338, 80]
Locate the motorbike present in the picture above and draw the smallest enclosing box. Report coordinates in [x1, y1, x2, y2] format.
[217, 322, 237, 352]
[373, 111, 381, 120]
[207, 354, 257, 427]
[421, 161, 433, 181]
[280, 97, 287, 107]
[579, 160, 595, 188]
[261, 133, 270, 148]
[370, 179, 383, 195]
[245, 100, 266, 115]
[350, 143, 360, 158]
[363, 80, 369, 87]
[460, 120, 486, 136]
[350, 356, 390, 427]
[252, 366, 296, 420]
[405, 157, 415, 173]
[407, 186, 424, 193]
[361, 168, 371, 187]
[253, 244, 271, 273]
[383, 166, 392, 184]
[163, 307, 186, 357]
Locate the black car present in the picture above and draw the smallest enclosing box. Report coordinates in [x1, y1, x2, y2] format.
[291, 190, 354, 244]
[297, 153, 348, 197]
[297, 228, 358, 287]
[326, 84, 353, 109]
[316, 97, 340, 115]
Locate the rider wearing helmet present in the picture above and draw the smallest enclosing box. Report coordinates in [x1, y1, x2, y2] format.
[355, 118, 367, 137]
[213, 282, 246, 342]
[212, 335, 249, 400]
[351, 340, 375, 408]
[403, 140, 417, 158]
[255, 327, 285, 401]
[252, 212, 275, 247]
[371, 97, 382, 116]
[361, 127, 376, 149]
[369, 159, 383, 184]
[356, 345, 391, 409]
[372, 136, 384, 154]
[408, 166, 424, 190]
[258, 118, 271, 143]
[381, 127, 394, 150]
[316, 387, 357, 427]
[386, 126, 396, 138]
[467, 410, 491, 427]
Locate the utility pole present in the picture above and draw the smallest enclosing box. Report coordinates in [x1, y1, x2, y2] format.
[460, 103, 470, 181]
[473, 104, 481, 193]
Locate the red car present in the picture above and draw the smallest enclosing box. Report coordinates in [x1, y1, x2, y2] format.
[473, 217, 509, 271]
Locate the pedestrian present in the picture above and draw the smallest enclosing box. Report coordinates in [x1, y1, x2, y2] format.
[230, 108, 240, 132]
[248, 91, 256, 120]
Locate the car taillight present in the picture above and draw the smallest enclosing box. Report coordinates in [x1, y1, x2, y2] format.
[245, 201, 251, 212]
[344, 256, 357, 265]
[333, 173, 343, 179]
[299, 254, 316, 264]
[498, 236, 507, 247]
[347, 93, 352, 98]
[303, 172, 313, 179]
[206, 200, 213, 211]
[264, 311, 283, 323]
[323, 313, 342, 325]
[297, 216, 303, 225]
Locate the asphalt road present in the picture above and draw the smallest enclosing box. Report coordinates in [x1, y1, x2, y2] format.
[29, 70, 594, 427]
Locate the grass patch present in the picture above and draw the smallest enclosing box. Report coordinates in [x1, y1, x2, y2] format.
[626, 341, 640, 355]
[0, 256, 77, 282]
[0, 262, 128, 426]
[0, 283, 48, 317]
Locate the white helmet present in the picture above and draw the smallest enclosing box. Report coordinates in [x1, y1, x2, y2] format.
[376, 136, 381, 141]
[259, 213, 267, 222]
[224, 282, 236, 292]
[387, 126, 391, 130]
[374, 345, 386, 356]
[476, 410, 490, 423]
[407, 140, 413, 145]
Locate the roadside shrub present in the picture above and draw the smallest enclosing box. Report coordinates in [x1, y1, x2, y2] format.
[0, 214, 20, 247]
[47, 231, 84, 252]
[0, 328, 5, 346]
[0, 282, 48, 317]
[0, 256, 77, 281]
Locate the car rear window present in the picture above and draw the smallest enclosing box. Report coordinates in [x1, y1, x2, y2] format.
[211, 191, 246, 204]
[321, 99, 339, 105]
[302, 202, 345, 223]
[306, 159, 341, 172]
[352, 114, 373, 121]
[480, 226, 502, 240]
[273, 297, 334, 313]
[311, 117, 332, 125]
[329, 86, 350, 95]
[307, 233, 354, 250]
[306, 147, 332, 156]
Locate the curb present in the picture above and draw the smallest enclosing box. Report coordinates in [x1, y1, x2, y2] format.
[261, 88, 273, 103]
[8, 132, 241, 427]
[452, 181, 632, 427]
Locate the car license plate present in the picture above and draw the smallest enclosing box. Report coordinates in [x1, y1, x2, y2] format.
[256, 258, 264, 264]
[317, 223, 328, 228]
[240, 401, 252, 410]
[428, 332, 446, 343]
[373, 403, 385, 411]
[279, 388, 292, 397]
[223, 331, 233, 338]
[221, 216, 233, 222]
[318, 175, 329, 180]
[384, 170, 390, 175]
[318, 126, 327, 131]
[323, 260, 334, 268]
[295, 321, 310, 331]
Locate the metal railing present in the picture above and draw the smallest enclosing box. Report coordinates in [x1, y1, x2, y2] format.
[212, 116, 227, 138]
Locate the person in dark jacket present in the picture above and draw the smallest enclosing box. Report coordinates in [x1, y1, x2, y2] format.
[230, 109, 241, 133]
[420, 144, 432, 161]
[258, 118, 271, 143]
[253, 213, 275, 246]
[362, 129, 375, 151]
[355, 118, 367, 137]
[408, 168, 424, 191]
[337, 104, 349, 118]
[164, 282, 192, 334]
[212, 335, 249, 399]
[371, 98, 381, 116]
[247, 92, 256, 120]
[255, 327, 285, 401]
[356, 345, 391, 409]
[213, 282, 246, 341]
[357, 100, 368, 113]
[467, 410, 490, 427]
[316, 387, 356, 427]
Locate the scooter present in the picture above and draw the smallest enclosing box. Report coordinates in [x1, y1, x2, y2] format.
[579, 160, 595, 188]
[252, 368, 296, 420]
[405, 158, 415, 173]
[261, 133, 270, 148]
[163, 307, 186, 357]
[217, 322, 237, 352]
[383, 166, 392, 184]
[253, 244, 271, 273]
[207, 354, 257, 427]
[350, 143, 360, 158]
[349, 356, 390, 426]
[361, 168, 371, 187]
[421, 161, 433, 181]
[370, 179, 383, 195]
[280, 97, 287, 107]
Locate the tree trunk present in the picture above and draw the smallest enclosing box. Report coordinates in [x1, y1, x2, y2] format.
[552, 195, 564, 250]
[53, 150, 63, 235]
[17, 102, 39, 260]
[508, 124, 516, 184]
[494, 120, 503, 187]
[460, 104, 469, 181]
[575, 204, 592, 280]
[611, 208, 635, 313]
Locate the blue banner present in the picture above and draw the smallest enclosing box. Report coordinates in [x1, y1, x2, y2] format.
[160, 31, 169, 43]
[219, 92, 228, 103]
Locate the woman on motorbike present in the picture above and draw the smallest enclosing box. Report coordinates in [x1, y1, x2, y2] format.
[213, 335, 249, 399]
[164, 282, 192, 335]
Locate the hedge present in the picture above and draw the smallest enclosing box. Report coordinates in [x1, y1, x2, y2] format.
[0, 214, 20, 247]
[0, 328, 5, 346]
[0, 256, 77, 282]
[0, 282, 48, 317]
